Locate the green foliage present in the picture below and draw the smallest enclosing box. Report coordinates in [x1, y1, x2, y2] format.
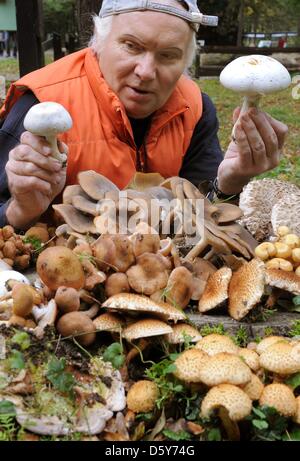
[103, 342, 125, 369]
[0, 401, 17, 442]
[207, 427, 222, 441]
[289, 320, 300, 337]
[46, 357, 75, 396]
[285, 373, 300, 391]
[43, 0, 77, 36]
[23, 235, 43, 254]
[200, 324, 226, 336]
[7, 350, 25, 371]
[10, 332, 31, 351]
[162, 429, 192, 441]
[248, 406, 289, 441]
[232, 326, 249, 347]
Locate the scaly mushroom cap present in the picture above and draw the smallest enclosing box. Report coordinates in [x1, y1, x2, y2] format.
[265, 269, 300, 295]
[195, 334, 239, 356]
[293, 396, 300, 425]
[201, 384, 252, 421]
[126, 380, 159, 413]
[165, 266, 194, 310]
[256, 336, 289, 355]
[78, 170, 119, 201]
[271, 192, 300, 236]
[93, 312, 125, 333]
[164, 323, 202, 344]
[228, 259, 265, 321]
[36, 246, 85, 291]
[102, 293, 186, 322]
[173, 348, 208, 383]
[198, 267, 232, 313]
[126, 253, 169, 295]
[199, 353, 252, 386]
[259, 384, 297, 418]
[241, 373, 264, 401]
[259, 342, 300, 375]
[239, 179, 300, 241]
[238, 348, 260, 372]
[122, 318, 172, 341]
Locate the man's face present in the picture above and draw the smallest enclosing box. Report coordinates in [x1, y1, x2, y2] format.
[99, 11, 192, 119]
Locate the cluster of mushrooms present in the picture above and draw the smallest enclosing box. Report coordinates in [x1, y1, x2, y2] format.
[126, 332, 300, 441]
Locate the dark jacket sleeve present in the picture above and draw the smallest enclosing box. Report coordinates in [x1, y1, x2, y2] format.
[179, 92, 224, 188]
[0, 92, 39, 226]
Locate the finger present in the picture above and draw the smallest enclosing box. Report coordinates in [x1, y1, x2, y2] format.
[248, 109, 279, 160]
[233, 122, 254, 168]
[20, 131, 53, 156]
[240, 114, 268, 166]
[9, 145, 62, 173]
[264, 113, 288, 150]
[6, 169, 52, 196]
[57, 140, 68, 155]
[6, 159, 62, 185]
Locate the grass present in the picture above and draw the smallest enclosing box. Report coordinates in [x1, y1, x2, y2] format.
[198, 77, 300, 186]
[0, 56, 299, 185]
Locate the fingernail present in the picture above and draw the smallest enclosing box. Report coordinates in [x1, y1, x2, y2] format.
[43, 146, 52, 155]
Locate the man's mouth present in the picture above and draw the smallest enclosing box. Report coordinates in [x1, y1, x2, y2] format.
[130, 87, 151, 94]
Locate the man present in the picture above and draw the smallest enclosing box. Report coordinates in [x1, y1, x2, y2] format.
[0, 0, 288, 229]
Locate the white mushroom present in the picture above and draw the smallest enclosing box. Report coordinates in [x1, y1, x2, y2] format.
[23, 102, 73, 163]
[220, 55, 291, 137]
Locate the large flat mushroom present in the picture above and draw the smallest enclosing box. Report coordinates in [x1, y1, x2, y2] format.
[78, 171, 119, 201]
[122, 318, 172, 341]
[52, 204, 97, 234]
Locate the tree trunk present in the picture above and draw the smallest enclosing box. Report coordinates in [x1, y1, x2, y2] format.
[76, 0, 103, 47]
[236, 0, 245, 46]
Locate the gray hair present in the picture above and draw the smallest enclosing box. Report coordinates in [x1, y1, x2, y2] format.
[89, 15, 197, 69]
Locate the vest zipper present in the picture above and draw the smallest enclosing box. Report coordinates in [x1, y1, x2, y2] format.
[136, 141, 148, 172]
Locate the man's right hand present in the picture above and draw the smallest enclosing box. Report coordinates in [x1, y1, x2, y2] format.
[5, 131, 67, 229]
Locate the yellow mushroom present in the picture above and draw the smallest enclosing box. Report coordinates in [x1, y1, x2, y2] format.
[292, 248, 300, 264]
[276, 226, 290, 237]
[255, 242, 276, 261]
[274, 242, 292, 259]
[281, 234, 300, 249]
[265, 258, 294, 272]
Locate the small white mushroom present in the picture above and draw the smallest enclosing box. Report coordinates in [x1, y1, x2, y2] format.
[23, 102, 73, 163]
[220, 55, 291, 137]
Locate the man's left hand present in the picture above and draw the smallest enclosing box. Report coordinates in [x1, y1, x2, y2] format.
[217, 107, 288, 195]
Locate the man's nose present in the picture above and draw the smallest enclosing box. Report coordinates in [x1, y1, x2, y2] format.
[134, 53, 156, 81]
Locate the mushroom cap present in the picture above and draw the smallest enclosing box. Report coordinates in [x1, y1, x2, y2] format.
[32, 299, 58, 329]
[12, 283, 34, 318]
[36, 246, 85, 291]
[271, 192, 300, 236]
[62, 185, 90, 205]
[239, 179, 300, 241]
[122, 318, 172, 340]
[265, 269, 300, 295]
[195, 334, 239, 356]
[93, 312, 125, 333]
[54, 286, 80, 314]
[228, 259, 265, 321]
[126, 252, 169, 296]
[220, 55, 291, 96]
[293, 396, 300, 425]
[0, 270, 30, 297]
[102, 293, 186, 322]
[256, 335, 288, 355]
[201, 384, 252, 421]
[173, 348, 208, 383]
[198, 267, 232, 313]
[199, 353, 252, 386]
[56, 311, 96, 346]
[238, 348, 260, 372]
[259, 384, 297, 418]
[164, 323, 202, 344]
[259, 341, 300, 374]
[78, 170, 119, 201]
[126, 380, 159, 413]
[52, 204, 97, 234]
[165, 266, 194, 310]
[241, 373, 264, 401]
[23, 101, 73, 136]
[214, 203, 243, 224]
[105, 273, 130, 298]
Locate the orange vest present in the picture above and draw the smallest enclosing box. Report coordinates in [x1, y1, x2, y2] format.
[1, 49, 202, 189]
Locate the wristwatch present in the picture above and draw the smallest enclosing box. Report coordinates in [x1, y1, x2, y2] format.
[212, 178, 240, 201]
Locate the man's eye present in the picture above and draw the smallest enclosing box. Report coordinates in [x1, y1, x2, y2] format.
[160, 53, 177, 61]
[125, 42, 140, 52]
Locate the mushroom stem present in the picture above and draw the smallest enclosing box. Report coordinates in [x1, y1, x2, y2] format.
[232, 94, 261, 138]
[218, 407, 241, 441]
[126, 339, 150, 365]
[45, 135, 66, 163]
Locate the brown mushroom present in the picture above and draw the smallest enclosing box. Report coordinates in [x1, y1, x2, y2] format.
[55, 286, 80, 314]
[78, 170, 119, 201]
[37, 246, 85, 291]
[122, 318, 172, 341]
[57, 311, 96, 346]
[126, 253, 169, 296]
[52, 204, 97, 234]
[126, 380, 159, 413]
[105, 273, 130, 297]
[198, 267, 232, 313]
[164, 266, 193, 309]
[12, 283, 34, 318]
